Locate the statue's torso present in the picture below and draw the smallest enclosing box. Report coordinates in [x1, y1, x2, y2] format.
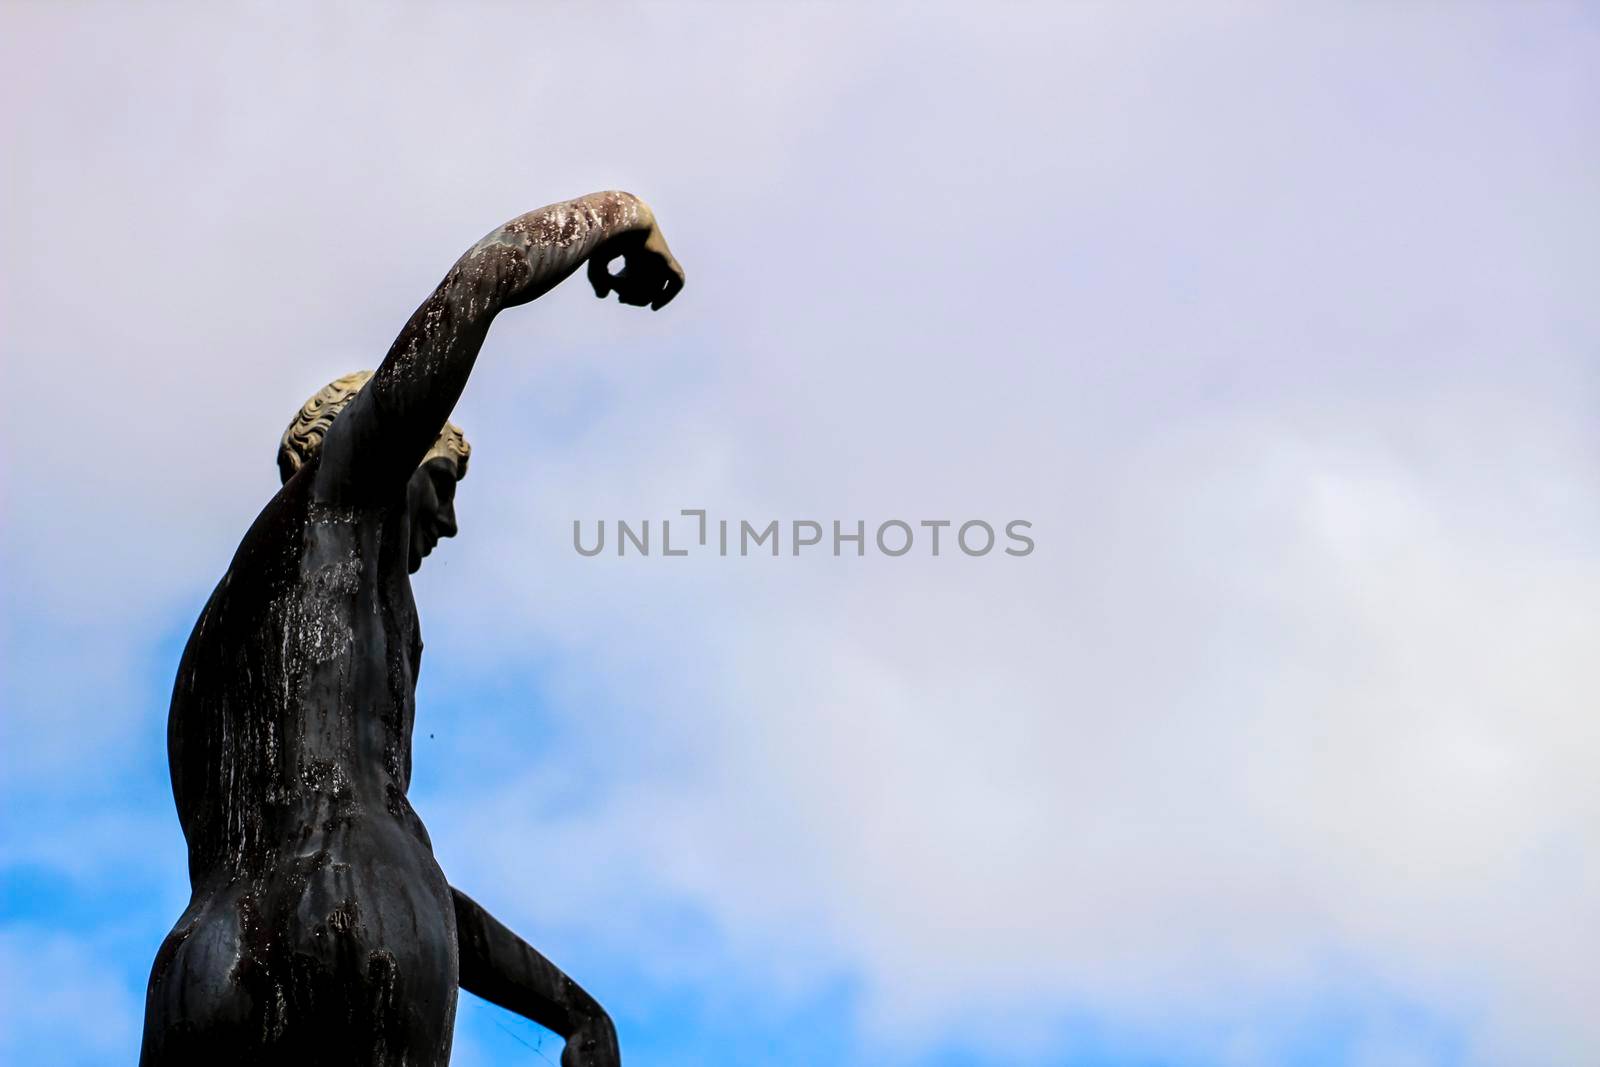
[143, 465, 457, 1065]
[171, 464, 434, 873]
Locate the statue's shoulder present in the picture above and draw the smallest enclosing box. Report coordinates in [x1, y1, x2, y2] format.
[232, 463, 320, 574]
[207, 458, 403, 608]
[183, 464, 320, 638]
[171, 468, 315, 684]
[183, 454, 408, 661]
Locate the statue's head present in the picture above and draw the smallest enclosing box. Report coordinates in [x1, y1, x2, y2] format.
[279, 371, 470, 573]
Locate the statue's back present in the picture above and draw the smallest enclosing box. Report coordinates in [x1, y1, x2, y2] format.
[141, 464, 459, 1067]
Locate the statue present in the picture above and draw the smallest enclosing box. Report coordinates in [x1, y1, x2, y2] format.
[138, 192, 685, 1066]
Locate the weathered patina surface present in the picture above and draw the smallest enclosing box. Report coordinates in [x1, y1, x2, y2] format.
[140, 192, 683, 1067]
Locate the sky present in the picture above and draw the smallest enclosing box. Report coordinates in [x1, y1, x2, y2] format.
[2, 3, 1598, 1066]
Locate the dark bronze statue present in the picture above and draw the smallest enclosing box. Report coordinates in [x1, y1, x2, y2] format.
[139, 192, 684, 1066]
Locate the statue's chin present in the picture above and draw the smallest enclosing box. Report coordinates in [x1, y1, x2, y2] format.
[409, 528, 438, 574]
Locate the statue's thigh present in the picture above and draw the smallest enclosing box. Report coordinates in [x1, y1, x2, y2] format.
[139, 906, 252, 1065]
[286, 845, 460, 1056]
[140, 881, 458, 1067]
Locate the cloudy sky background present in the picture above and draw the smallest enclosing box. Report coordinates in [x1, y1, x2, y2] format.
[3, 3, 1598, 1065]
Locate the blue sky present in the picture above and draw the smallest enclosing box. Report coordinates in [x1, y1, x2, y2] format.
[3, 4, 1598, 1065]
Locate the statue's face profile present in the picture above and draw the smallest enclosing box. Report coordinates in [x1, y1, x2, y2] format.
[406, 456, 461, 574]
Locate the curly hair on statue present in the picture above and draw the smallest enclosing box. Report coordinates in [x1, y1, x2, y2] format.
[277, 370, 471, 484]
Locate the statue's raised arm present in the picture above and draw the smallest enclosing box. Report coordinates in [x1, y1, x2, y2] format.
[316, 191, 683, 500]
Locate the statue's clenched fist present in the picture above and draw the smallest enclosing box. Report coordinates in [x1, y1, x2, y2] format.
[588, 211, 684, 311]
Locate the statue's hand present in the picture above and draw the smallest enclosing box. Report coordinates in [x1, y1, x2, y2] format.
[561, 1013, 621, 1067]
[587, 214, 684, 311]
